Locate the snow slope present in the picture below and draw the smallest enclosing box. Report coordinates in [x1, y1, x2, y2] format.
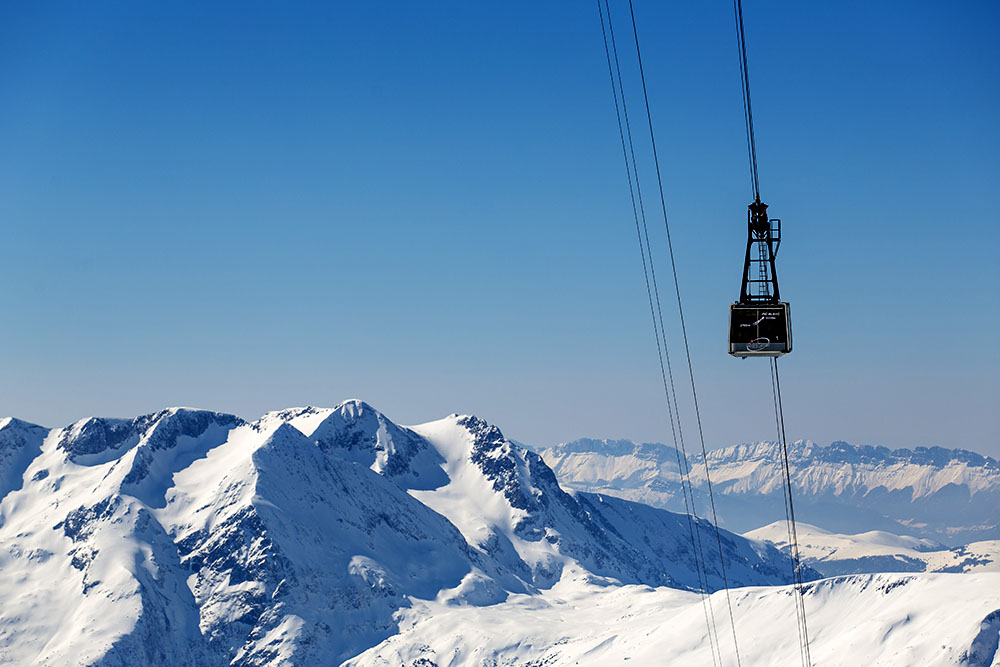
[0, 417, 48, 511]
[538, 438, 1000, 544]
[0, 402, 800, 666]
[349, 570, 1000, 667]
[747, 521, 1000, 577]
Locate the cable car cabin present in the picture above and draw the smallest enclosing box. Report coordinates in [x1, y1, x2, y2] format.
[729, 302, 791, 357]
[728, 199, 791, 358]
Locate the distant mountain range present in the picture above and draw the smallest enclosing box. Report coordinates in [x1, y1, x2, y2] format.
[536, 438, 1000, 545]
[0, 404, 799, 666]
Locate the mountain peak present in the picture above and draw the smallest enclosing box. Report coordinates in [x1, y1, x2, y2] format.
[57, 414, 157, 461]
[456, 414, 507, 448]
[266, 402, 449, 490]
[0, 417, 47, 433]
[335, 398, 377, 415]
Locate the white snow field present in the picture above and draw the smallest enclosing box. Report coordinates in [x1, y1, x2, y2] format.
[349, 570, 1000, 667]
[0, 402, 997, 666]
[746, 521, 1000, 576]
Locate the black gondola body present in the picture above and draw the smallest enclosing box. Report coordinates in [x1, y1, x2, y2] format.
[728, 199, 792, 358]
[729, 302, 791, 357]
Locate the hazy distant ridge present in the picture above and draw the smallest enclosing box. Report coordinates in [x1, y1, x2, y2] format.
[537, 438, 1000, 544]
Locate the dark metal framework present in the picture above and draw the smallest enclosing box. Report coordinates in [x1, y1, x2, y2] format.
[740, 200, 780, 304]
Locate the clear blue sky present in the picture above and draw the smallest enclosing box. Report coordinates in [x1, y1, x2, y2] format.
[2, 1, 998, 455]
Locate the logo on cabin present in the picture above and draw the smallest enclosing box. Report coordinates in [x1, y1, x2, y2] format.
[747, 338, 770, 351]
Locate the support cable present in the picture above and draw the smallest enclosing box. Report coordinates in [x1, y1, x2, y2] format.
[625, 1, 743, 664]
[602, 0, 719, 626]
[596, 2, 723, 664]
[733, 0, 760, 201]
[612, 5, 730, 662]
[732, 0, 812, 661]
[770, 361, 809, 666]
[772, 359, 813, 666]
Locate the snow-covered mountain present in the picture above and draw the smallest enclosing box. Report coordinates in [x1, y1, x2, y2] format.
[746, 521, 1000, 577]
[0, 403, 800, 666]
[270, 404, 801, 591]
[538, 438, 1000, 544]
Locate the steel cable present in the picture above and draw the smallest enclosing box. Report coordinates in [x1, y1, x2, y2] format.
[731, 0, 813, 661]
[596, 2, 723, 663]
[770, 360, 811, 665]
[772, 358, 813, 666]
[624, 1, 744, 665]
[733, 0, 760, 202]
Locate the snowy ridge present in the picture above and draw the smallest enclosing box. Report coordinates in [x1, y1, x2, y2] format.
[0, 402, 801, 665]
[698, 440, 999, 499]
[404, 414, 802, 591]
[349, 572, 1000, 666]
[747, 521, 1000, 577]
[538, 438, 1000, 544]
